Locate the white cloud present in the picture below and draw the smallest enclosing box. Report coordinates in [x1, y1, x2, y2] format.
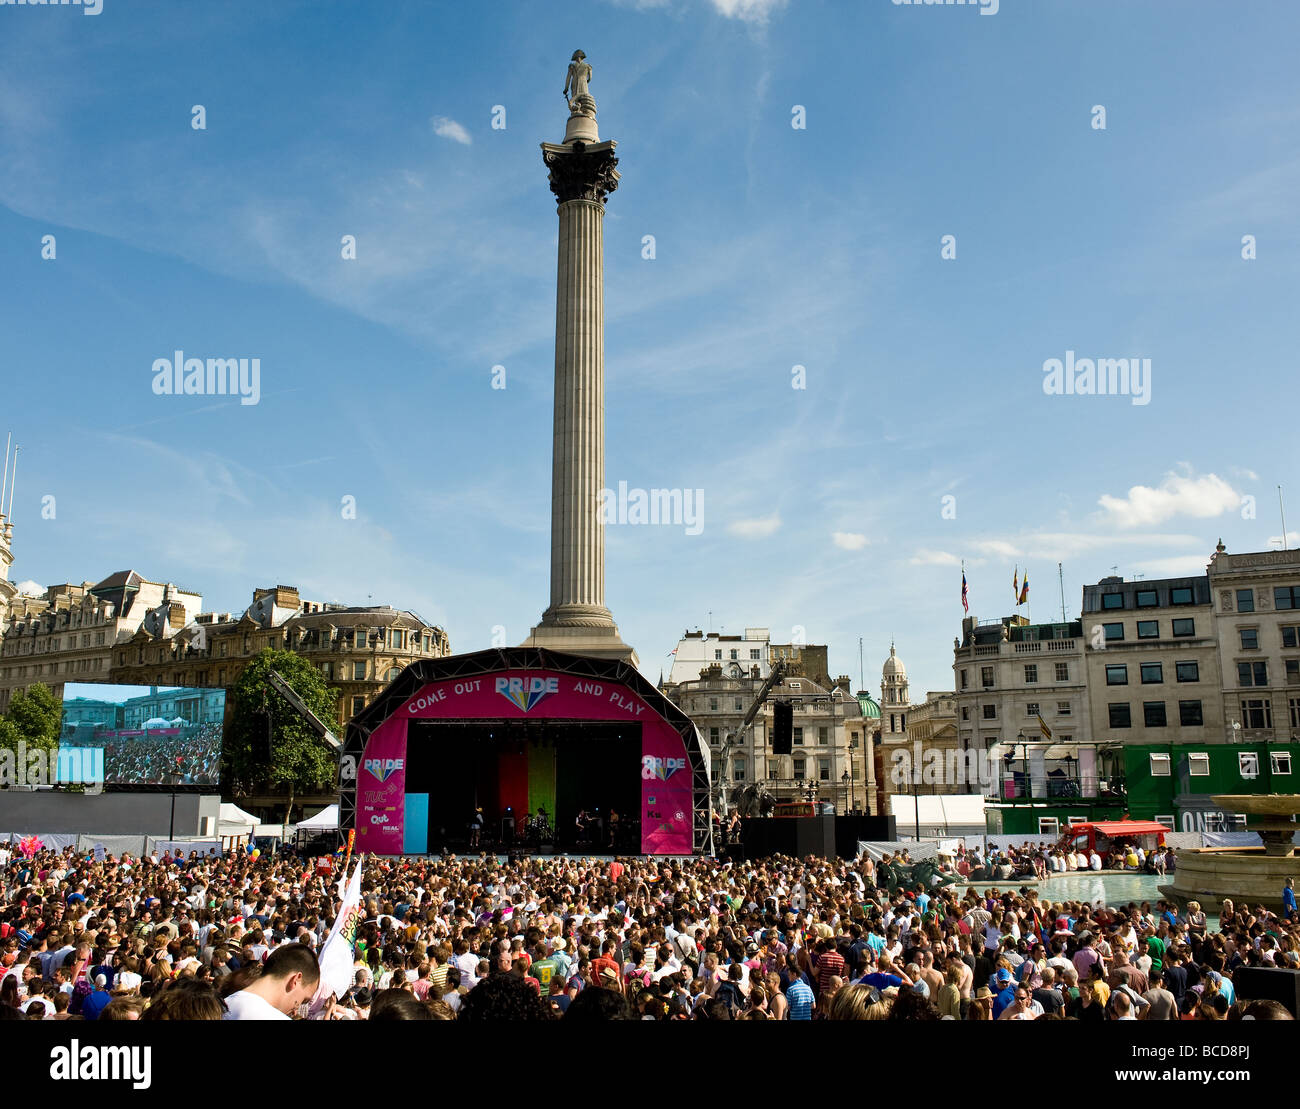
[709, 0, 788, 22]
[1097, 471, 1240, 528]
[1132, 555, 1214, 578]
[832, 531, 868, 551]
[727, 513, 781, 538]
[431, 116, 472, 146]
[16, 579, 43, 596]
[909, 550, 964, 567]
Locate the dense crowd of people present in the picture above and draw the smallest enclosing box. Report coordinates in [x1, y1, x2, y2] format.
[95, 724, 224, 786]
[0, 842, 1294, 1021]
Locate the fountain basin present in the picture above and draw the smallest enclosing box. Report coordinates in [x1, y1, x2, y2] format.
[1161, 846, 1297, 913]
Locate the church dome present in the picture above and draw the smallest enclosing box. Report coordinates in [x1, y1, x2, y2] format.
[882, 643, 907, 679]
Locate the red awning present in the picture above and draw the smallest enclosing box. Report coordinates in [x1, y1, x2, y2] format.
[1079, 821, 1168, 836]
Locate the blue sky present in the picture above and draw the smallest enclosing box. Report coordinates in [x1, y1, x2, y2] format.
[1, 0, 1298, 699]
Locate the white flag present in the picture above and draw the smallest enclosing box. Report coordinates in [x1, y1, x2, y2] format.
[312, 857, 363, 1012]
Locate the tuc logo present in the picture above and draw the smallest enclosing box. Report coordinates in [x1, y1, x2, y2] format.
[496, 675, 559, 713]
[642, 755, 686, 782]
[363, 757, 404, 783]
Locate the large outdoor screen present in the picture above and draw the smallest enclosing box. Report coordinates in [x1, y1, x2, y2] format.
[59, 683, 227, 788]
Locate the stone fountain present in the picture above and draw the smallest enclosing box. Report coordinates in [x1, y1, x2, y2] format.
[1161, 794, 1299, 912]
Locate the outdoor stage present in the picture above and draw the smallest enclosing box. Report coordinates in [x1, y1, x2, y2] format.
[341, 648, 711, 856]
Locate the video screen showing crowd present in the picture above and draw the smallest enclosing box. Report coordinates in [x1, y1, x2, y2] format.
[58, 683, 227, 788]
[466, 805, 636, 855]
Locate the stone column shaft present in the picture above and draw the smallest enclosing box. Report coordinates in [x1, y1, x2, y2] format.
[545, 197, 611, 626]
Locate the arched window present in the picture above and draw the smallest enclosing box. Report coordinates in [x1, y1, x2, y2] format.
[385, 667, 401, 681]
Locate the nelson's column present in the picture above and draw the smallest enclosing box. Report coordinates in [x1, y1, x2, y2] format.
[525, 51, 637, 665]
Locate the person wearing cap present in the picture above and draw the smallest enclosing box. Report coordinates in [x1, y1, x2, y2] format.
[80, 974, 113, 1021]
[991, 967, 1017, 1018]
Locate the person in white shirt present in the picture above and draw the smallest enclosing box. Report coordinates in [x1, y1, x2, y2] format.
[223, 945, 319, 1021]
[1088, 851, 1102, 871]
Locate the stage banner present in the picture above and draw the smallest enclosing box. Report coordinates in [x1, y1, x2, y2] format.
[356, 668, 695, 855]
[354, 722, 407, 856]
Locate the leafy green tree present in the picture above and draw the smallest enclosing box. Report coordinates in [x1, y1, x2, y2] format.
[0, 683, 62, 754]
[224, 649, 339, 823]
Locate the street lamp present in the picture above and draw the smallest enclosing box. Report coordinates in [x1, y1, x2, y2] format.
[841, 770, 850, 815]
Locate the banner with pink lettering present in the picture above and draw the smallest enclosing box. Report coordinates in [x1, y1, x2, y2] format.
[354, 669, 696, 855]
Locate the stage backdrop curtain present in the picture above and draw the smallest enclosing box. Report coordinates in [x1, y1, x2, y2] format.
[497, 749, 529, 823]
[527, 743, 557, 826]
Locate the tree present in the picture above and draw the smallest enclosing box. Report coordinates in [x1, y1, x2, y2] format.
[224, 649, 339, 823]
[0, 683, 61, 754]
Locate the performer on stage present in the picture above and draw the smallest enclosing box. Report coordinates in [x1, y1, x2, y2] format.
[469, 807, 483, 848]
[502, 806, 516, 848]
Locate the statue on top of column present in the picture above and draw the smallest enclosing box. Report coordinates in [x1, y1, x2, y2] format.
[564, 50, 596, 118]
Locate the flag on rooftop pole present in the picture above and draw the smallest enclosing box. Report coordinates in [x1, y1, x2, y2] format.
[1019, 570, 1030, 606]
[961, 564, 969, 614]
[311, 855, 364, 1015]
[1013, 567, 1020, 606]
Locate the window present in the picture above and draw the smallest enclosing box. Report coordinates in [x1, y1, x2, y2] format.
[768, 763, 778, 780]
[1026, 702, 1040, 716]
[1179, 700, 1204, 726]
[733, 759, 746, 781]
[1143, 702, 1167, 727]
[1238, 752, 1259, 780]
[1172, 619, 1195, 637]
[982, 705, 997, 720]
[793, 758, 806, 778]
[793, 727, 804, 746]
[819, 758, 831, 782]
[1038, 817, 1060, 835]
[1055, 662, 1069, 682]
[981, 666, 994, 689]
[352, 662, 366, 680]
[790, 681, 802, 690]
[1154, 814, 1175, 829]
[817, 727, 828, 745]
[714, 650, 722, 660]
[1287, 660, 1300, 684]
[385, 667, 401, 681]
[1137, 620, 1159, 639]
[961, 707, 970, 720]
[750, 649, 761, 660]
[1108, 703, 1131, 728]
[1102, 593, 1124, 610]
[1272, 752, 1292, 776]
[1241, 699, 1272, 729]
[1057, 701, 1071, 716]
[1275, 586, 1300, 610]
[1141, 662, 1163, 684]
[709, 727, 719, 744]
[1284, 627, 1299, 649]
[960, 668, 969, 690]
[1024, 664, 1038, 683]
[1236, 589, 1255, 613]
[1170, 587, 1194, 606]
[1103, 623, 1124, 642]
[735, 700, 744, 711]
[1149, 753, 1171, 777]
[1292, 698, 1300, 729]
[351, 696, 365, 715]
[709, 698, 718, 711]
[1105, 664, 1128, 685]
[1240, 629, 1259, 650]
[1176, 661, 1200, 683]
[730, 649, 738, 660]
[1238, 661, 1268, 686]
[1188, 752, 1210, 777]
[1136, 589, 1158, 608]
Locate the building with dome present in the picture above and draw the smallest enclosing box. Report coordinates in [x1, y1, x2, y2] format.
[880, 643, 911, 745]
